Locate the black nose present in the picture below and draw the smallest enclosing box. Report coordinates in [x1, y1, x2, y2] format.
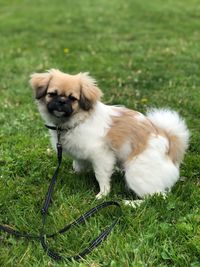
[58, 97, 66, 104]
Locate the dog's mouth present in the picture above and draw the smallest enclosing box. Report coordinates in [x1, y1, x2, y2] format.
[52, 110, 68, 118]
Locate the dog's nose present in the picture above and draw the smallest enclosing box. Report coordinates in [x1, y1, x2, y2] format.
[58, 97, 66, 104]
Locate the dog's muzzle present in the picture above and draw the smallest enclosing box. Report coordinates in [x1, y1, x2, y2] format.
[47, 98, 73, 117]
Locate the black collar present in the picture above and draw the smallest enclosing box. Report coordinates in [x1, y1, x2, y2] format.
[45, 124, 75, 132]
[45, 124, 62, 131]
[45, 124, 73, 132]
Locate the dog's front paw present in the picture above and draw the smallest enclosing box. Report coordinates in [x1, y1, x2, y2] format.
[96, 192, 105, 199]
[95, 189, 110, 200]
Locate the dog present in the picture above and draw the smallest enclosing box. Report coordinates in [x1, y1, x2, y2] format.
[30, 69, 189, 199]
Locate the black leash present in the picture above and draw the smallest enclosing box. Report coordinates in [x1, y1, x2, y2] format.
[0, 125, 122, 262]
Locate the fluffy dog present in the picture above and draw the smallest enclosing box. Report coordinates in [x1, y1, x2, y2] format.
[30, 69, 189, 199]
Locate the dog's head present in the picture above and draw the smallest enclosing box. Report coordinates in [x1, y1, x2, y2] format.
[30, 69, 102, 121]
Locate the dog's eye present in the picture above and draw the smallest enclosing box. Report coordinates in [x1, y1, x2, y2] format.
[47, 92, 57, 97]
[68, 95, 77, 102]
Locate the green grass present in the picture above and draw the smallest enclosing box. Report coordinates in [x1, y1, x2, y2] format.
[0, 0, 200, 266]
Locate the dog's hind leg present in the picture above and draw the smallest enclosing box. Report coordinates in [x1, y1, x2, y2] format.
[124, 136, 179, 198]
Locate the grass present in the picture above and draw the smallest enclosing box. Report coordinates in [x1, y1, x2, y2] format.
[0, 0, 200, 266]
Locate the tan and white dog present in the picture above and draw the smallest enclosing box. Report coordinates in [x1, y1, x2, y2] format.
[30, 69, 189, 199]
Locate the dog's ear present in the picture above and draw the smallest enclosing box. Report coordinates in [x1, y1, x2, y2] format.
[29, 72, 51, 99]
[79, 73, 103, 110]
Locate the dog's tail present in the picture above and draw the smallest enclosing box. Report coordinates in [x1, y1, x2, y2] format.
[147, 108, 190, 165]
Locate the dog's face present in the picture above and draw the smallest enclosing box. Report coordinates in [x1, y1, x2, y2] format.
[30, 69, 102, 121]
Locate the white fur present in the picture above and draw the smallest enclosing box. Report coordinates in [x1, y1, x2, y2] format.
[118, 141, 132, 162]
[124, 135, 179, 197]
[38, 101, 189, 199]
[147, 108, 190, 156]
[48, 102, 118, 198]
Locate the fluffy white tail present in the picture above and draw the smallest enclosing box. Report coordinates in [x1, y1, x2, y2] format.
[147, 108, 190, 165]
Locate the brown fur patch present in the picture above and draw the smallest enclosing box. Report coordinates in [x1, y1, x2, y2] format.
[107, 108, 185, 164]
[166, 133, 186, 164]
[79, 72, 103, 105]
[106, 108, 158, 159]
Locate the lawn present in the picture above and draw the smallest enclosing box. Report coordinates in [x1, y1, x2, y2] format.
[0, 0, 200, 266]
